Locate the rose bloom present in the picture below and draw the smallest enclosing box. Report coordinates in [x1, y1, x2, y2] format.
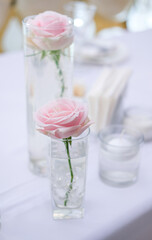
[26, 11, 73, 50]
[35, 98, 93, 139]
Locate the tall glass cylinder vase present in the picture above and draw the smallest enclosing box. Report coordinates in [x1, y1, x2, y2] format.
[50, 129, 89, 219]
[22, 13, 74, 177]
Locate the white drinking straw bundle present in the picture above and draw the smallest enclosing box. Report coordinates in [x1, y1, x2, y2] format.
[87, 67, 132, 133]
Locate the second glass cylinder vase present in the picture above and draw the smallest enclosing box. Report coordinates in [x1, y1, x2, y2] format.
[50, 129, 89, 219]
[22, 12, 74, 176]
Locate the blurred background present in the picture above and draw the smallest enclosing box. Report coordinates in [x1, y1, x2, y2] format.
[0, 0, 152, 52]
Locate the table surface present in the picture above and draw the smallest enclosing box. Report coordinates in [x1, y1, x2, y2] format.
[0, 30, 152, 240]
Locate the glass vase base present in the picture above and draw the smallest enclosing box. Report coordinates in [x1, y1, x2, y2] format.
[53, 208, 84, 220]
[29, 158, 49, 178]
[100, 171, 137, 187]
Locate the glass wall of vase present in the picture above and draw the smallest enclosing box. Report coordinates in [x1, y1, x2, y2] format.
[23, 14, 74, 176]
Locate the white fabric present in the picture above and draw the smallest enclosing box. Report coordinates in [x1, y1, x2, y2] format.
[87, 67, 132, 133]
[0, 30, 152, 240]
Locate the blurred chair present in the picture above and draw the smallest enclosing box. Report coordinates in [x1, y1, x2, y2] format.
[0, 0, 22, 52]
[0, 0, 71, 52]
[0, 0, 135, 52]
[88, 0, 134, 31]
[16, 0, 70, 17]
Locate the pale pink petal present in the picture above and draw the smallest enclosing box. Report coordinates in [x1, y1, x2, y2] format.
[37, 128, 58, 139]
[35, 98, 92, 139]
[72, 120, 93, 137]
[57, 111, 80, 126]
[39, 124, 58, 131]
[54, 125, 81, 139]
[27, 11, 73, 50]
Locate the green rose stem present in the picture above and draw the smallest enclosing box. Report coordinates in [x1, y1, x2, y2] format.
[26, 50, 65, 97]
[50, 50, 65, 97]
[63, 136, 74, 207]
[26, 51, 42, 57]
[41, 50, 65, 97]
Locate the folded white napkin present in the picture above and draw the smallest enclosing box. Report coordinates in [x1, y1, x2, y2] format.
[87, 67, 132, 133]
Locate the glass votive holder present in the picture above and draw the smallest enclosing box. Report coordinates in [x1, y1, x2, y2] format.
[98, 125, 144, 187]
[123, 107, 152, 142]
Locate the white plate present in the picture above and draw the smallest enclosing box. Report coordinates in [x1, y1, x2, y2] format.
[74, 39, 129, 65]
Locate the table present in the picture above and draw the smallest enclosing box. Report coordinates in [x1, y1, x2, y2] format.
[0, 30, 152, 240]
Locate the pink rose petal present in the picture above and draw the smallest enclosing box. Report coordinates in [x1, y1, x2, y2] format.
[27, 11, 73, 50]
[35, 98, 93, 139]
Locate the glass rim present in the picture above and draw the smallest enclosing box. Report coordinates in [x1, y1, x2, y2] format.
[98, 125, 144, 149]
[124, 106, 152, 119]
[22, 15, 73, 30]
[52, 128, 90, 142]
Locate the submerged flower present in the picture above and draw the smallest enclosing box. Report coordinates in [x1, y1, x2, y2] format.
[24, 11, 74, 97]
[26, 11, 73, 50]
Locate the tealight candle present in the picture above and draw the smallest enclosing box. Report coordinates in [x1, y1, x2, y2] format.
[99, 125, 143, 187]
[123, 107, 152, 141]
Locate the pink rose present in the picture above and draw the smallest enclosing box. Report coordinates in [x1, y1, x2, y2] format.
[26, 11, 73, 50]
[35, 98, 93, 139]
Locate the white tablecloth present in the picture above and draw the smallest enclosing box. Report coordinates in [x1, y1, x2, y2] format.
[0, 30, 152, 240]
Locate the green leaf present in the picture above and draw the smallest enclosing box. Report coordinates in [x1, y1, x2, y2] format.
[41, 50, 47, 60]
[68, 136, 72, 146]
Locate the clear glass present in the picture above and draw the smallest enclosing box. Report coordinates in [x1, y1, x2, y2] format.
[123, 106, 152, 141]
[50, 129, 89, 219]
[98, 125, 143, 187]
[64, 1, 96, 44]
[127, 0, 152, 32]
[64, 1, 96, 64]
[22, 15, 74, 177]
